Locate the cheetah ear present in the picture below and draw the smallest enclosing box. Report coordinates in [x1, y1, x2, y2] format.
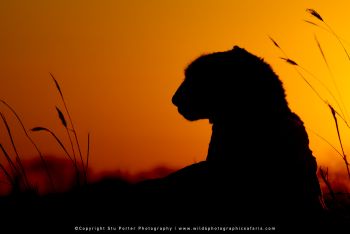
[231, 46, 248, 55]
[232, 45, 242, 51]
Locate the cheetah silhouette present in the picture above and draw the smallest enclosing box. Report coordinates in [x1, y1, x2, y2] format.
[169, 46, 325, 222]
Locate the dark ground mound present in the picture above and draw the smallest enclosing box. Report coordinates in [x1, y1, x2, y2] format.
[1, 165, 349, 233]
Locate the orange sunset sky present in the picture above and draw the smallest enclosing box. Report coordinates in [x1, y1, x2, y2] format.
[1, 0, 350, 177]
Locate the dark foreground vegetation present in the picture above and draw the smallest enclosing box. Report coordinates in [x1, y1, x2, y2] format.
[0, 163, 349, 233]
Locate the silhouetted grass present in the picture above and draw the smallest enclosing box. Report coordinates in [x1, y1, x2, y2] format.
[0, 75, 90, 194]
[86, 133, 90, 181]
[329, 105, 350, 179]
[31, 127, 81, 186]
[50, 73, 88, 184]
[315, 35, 349, 122]
[269, 38, 349, 128]
[306, 11, 350, 122]
[269, 10, 350, 230]
[0, 144, 16, 187]
[0, 99, 55, 192]
[55, 105, 79, 181]
[0, 112, 30, 191]
[306, 9, 350, 180]
[269, 13, 350, 229]
[319, 167, 336, 200]
[306, 128, 343, 159]
[0, 143, 18, 179]
[270, 9, 350, 182]
[306, 9, 350, 181]
[306, 9, 350, 61]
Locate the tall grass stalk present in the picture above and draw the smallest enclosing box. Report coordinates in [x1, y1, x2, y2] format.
[328, 105, 350, 179]
[0, 112, 30, 190]
[306, 9, 350, 123]
[270, 22, 350, 182]
[306, 10, 350, 179]
[314, 31, 350, 179]
[0, 143, 17, 189]
[285, 57, 345, 120]
[307, 128, 343, 159]
[306, 9, 350, 61]
[31, 127, 81, 186]
[55, 106, 79, 181]
[1, 99, 55, 191]
[269, 37, 349, 127]
[50, 73, 87, 184]
[319, 167, 336, 200]
[86, 133, 90, 182]
[0, 143, 19, 178]
[269, 37, 327, 103]
[314, 35, 350, 124]
[0, 161, 14, 186]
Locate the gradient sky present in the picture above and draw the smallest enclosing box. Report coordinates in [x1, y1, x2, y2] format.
[1, 0, 350, 176]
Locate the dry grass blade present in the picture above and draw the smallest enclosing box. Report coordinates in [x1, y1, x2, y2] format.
[0, 161, 13, 185]
[281, 57, 298, 66]
[55, 105, 76, 166]
[31, 126, 81, 186]
[31, 127, 46, 131]
[268, 36, 289, 58]
[274, 40, 350, 132]
[31, 127, 74, 164]
[57, 105, 78, 176]
[331, 31, 350, 61]
[281, 53, 349, 127]
[268, 36, 280, 49]
[50, 73, 63, 98]
[272, 37, 335, 107]
[85, 133, 90, 182]
[55, 104, 77, 176]
[307, 128, 343, 159]
[304, 20, 350, 47]
[0, 112, 30, 189]
[328, 104, 350, 179]
[306, 8, 324, 21]
[272, 39, 333, 111]
[304, 20, 329, 32]
[314, 35, 350, 124]
[334, 40, 349, 62]
[0, 99, 54, 191]
[319, 167, 335, 200]
[56, 106, 67, 128]
[314, 35, 329, 67]
[326, 102, 350, 129]
[50, 74, 86, 184]
[304, 20, 319, 27]
[306, 8, 350, 61]
[0, 144, 18, 177]
[286, 62, 326, 105]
